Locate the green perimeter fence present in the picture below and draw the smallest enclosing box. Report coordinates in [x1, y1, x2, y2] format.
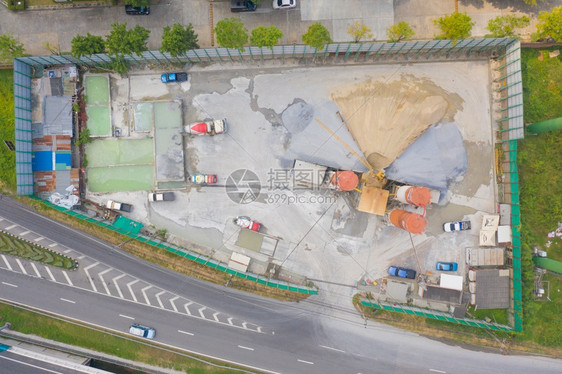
[15, 38, 524, 324]
[34, 198, 317, 295]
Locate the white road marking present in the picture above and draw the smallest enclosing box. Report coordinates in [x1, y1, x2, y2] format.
[19, 230, 30, 236]
[98, 267, 113, 296]
[5, 224, 17, 230]
[60, 298, 75, 304]
[119, 314, 135, 320]
[238, 345, 254, 351]
[155, 290, 166, 309]
[78, 255, 85, 259]
[198, 306, 206, 318]
[83, 262, 99, 292]
[178, 330, 194, 336]
[319, 345, 345, 353]
[63, 248, 72, 253]
[62, 271, 73, 286]
[242, 322, 248, 329]
[15, 259, 27, 274]
[30, 262, 41, 278]
[1, 282, 18, 288]
[112, 273, 126, 299]
[33, 236, 44, 242]
[44, 265, 56, 282]
[126, 279, 139, 302]
[48, 242, 58, 247]
[429, 370, 446, 374]
[184, 301, 193, 315]
[1, 254, 13, 271]
[169, 296, 179, 312]
[297, 359, 314, 365]
[213, 312, 220, 322]
[141, 285, 152, 305]
[257, 327, 262, 333]
[227, 317, 234, 325]
[0, 355, 63, 374]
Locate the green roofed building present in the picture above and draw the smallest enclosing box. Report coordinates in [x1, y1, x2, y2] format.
[113, 215, 143, 235]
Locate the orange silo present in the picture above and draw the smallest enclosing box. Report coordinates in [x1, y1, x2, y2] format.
[389, 209, 427, 234]
[330, 171, 359, 191]
[396, 185, 431, 207]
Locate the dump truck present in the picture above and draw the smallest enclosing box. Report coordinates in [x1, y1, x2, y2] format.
[106, 200, 132, 212]
[148, 192, 175, 202]
[466, 247, 504, 267]
[185, 119, 227, 136]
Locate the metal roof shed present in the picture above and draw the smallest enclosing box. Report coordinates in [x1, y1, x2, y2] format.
[440, 274, 464, 291]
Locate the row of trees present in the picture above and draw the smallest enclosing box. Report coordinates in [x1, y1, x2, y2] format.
[1, 7, 560, 66]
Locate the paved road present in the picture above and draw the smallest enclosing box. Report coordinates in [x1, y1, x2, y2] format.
[1, 198, 562, 373]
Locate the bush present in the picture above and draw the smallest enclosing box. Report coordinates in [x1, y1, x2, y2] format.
[8, 0, 25, 11]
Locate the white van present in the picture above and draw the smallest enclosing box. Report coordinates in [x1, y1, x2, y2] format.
[129, 324, 156, 339]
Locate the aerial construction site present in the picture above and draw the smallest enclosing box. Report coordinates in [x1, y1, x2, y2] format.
[20, 41, 517, 328]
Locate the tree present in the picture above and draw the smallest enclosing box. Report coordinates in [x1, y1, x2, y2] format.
[347, 21, 373, 43]
[386, 21, 415, 42]
[433, 12, 475, 44]
[533, 6, 562, 42]
[71, 33, 105, 58]
[161, 24, 199, 57]
[302, 23, 332, 49]
[0, 34, 25, 63]
[214, 17, 248, 50]
[125, 0, 150, 7]
[250, 26, 283, 49]
[105, 23, 150, 57]
[486, 15, 530, 38]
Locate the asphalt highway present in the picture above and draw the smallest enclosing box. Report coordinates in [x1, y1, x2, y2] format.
[0, 198, 561, 374]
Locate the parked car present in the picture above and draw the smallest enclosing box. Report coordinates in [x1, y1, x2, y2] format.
[106, 200, 132, 212]
[125, 5, 150, 15]
[436, 262, 458, 271]
[231, 0, 257, 12]
[388, 266, 416, 279]
[234, 216, 262, 232]
[443, 221, 471, 232]
[148, 192, 175, 202]
[129, 324, 155, 339]
[191, 174, 217, 185]
[160, 72, 188, 83]
[184, 119, 227, 136]
[273, 0, 296, 9]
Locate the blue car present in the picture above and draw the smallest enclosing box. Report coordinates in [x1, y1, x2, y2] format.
[161, 72, 188, 83]
[388, 266, 416, 279]
[436, 262, 458, 271]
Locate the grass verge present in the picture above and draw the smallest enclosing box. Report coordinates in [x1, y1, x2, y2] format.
[0, 302, 250, 373]
[21, 197, 310, 302]
[0, 70, 15, 193]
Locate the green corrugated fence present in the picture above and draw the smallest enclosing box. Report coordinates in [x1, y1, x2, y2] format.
[34, 198, 317, 295]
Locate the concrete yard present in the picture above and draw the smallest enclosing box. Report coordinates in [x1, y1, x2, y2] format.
[86, 59, 497, 308]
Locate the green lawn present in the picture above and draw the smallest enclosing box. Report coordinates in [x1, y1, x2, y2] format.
[0, 69, 15, 193]
[517, 46, 562, 348]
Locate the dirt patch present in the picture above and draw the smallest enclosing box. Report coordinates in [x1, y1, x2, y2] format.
[330, 74, 464, 170]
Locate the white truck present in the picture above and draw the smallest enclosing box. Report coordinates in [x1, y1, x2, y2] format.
[106, 200, 132, 212]
[148, 192, 175, 202]
[129, 324, 155, 339]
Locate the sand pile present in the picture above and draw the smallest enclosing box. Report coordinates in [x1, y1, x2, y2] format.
[330, 75, 462, 170]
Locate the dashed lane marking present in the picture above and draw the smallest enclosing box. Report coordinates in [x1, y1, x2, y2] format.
[30, 262, 41, 278]
[429, 370, 446, 374]
[178, 330, 194, 336]
[297, 359, 314, 365]
[33, 236, 44, 242]
[1, 282, 18, 288]
[119, 314, 135, 320]
[60, 298, 75, 304]
[48, 243, 58, 247]
[319, 345, 345, 353]
[19, 231, 30, 236]
[4, 225, 17, 230]
[238, 345, 254, 351]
